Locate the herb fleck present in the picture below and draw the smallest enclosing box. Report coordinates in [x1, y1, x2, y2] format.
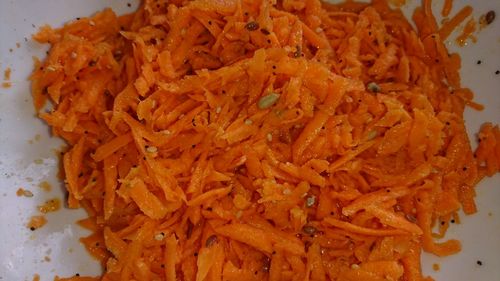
[258, 93, 280, 109]
[367, 82, 381, 93]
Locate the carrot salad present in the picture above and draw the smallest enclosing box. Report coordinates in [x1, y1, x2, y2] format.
[30, 0, 499, 280]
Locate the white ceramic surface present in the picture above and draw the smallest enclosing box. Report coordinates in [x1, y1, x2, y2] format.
[0, 1, 498, 280]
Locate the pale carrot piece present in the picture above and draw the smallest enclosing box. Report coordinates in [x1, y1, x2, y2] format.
[307, 243, 326, 281]
[324, 217, 409, 236]
[164, 234, 177, 281]
[441, 0, 453, 17]
[103, 227, 127, 260]
[342, 186, 410, 216]
[329, 140, 376, 172]
[269, 251, 283, 281]
[439, 5, 473, 40]
[215, 223, 273, 254]
[103, 154, 118, 220]
[195, 247, 217, 281]
[92, 133, 133, 162]
[187, 186, 232, 206]
[401, 240, 424, 281]
[63, 137, 86, 202]
[365, 206, 423, 235]
[292, 111, 329, 163]
[128, 178, 168, 220]
[416, 191, 462, 256]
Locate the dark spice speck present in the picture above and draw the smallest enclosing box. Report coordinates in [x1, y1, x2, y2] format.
[477, 260, 483, 266]
[485, 11, 496, 25]
[245, 21, 259, 31]
[205, 235, 218, 247]
[302, 225, 317, 235]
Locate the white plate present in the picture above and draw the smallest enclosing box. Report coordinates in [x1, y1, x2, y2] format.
[0, 1, 498, 280]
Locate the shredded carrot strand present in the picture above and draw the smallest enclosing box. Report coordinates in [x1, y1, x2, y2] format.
[439, 5, 473, 40]
[441, 0, 453, 17]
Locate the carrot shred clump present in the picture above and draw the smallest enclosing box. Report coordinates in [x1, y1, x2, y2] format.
[30, 0, 499, 280]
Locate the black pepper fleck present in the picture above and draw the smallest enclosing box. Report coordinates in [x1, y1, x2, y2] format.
[477, 260, 483, 266]
[477, 60, 482, 65]
[495, 70, 500, 75]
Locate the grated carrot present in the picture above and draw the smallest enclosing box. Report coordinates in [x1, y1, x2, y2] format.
[30, 0, 499, 280]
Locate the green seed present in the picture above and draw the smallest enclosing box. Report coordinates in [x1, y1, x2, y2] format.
[367, 82, 381, 93]
[258, 93, 280, 109]
[366, 130, 378, 141]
